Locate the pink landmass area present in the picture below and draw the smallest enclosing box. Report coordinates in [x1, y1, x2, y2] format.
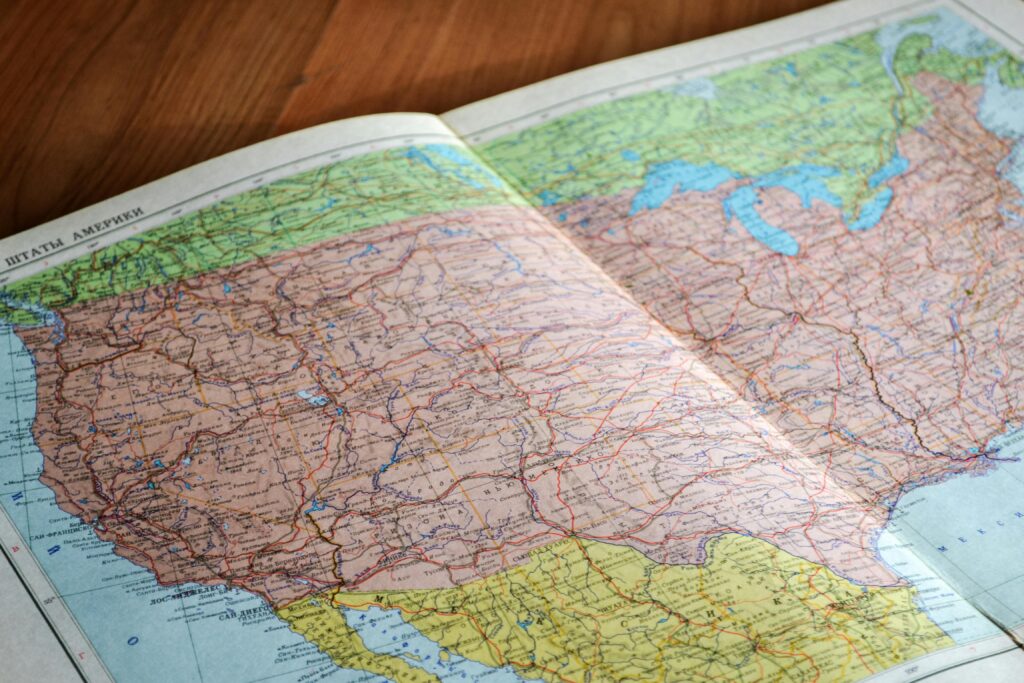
[551, 73, 1023, 516]
[20, 72, 1018, 610]
[22, 203, 887, 607]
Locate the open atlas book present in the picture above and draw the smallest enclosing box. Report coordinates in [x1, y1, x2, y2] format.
[3, 0, 1024, 680]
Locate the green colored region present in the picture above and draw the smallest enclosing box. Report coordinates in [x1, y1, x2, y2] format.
[1000, 59, 1024, 89]
[901, 34, 990, 86]
[474, 17, 1020, 218]
[0, 144, 524, 323]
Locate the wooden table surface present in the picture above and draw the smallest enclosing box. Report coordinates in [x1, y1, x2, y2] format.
[0, 0, 831, 240]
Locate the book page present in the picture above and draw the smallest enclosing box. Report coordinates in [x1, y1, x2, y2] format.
[447, 0, 1024, 678]
[0, 106, 906, 683]
[0, 112, 493, 681]
[5, 1, 1024, 680]
[0, 113, 643, 680]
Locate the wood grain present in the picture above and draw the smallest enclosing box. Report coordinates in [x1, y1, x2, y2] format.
[0, 0, 832, 239]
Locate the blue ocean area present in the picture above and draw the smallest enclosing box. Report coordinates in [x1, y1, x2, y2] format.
[880, 424, 1024, 640]
[978, 61, 1024, 199]
[345, 606, 526, 681]
[0, 322, 377, 682]
[875, 527, 1001, 645]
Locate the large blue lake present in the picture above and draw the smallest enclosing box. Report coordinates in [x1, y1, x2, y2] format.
[626, 155, 904, 255]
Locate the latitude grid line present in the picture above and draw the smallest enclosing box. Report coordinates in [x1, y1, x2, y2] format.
[0, 328, 114, 682]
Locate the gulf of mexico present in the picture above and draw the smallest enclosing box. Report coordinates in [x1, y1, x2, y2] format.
[878, 424, 1024, 641]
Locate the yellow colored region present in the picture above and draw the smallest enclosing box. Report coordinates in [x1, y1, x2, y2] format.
[276, 593, 439, 683]
[277, 535, 952, 682]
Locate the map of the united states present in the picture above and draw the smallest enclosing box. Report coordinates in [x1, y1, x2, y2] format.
[1, 6, 1022, 682]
